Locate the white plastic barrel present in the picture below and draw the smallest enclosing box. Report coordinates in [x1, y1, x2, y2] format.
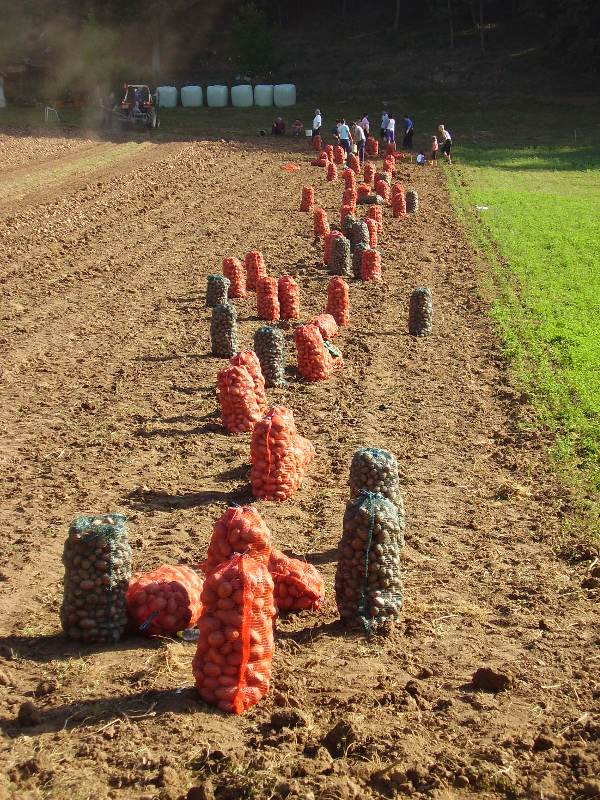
[274, 84, 296, 108]
[231, 84, 253, 108]
[156, 86, 178, 108]
[180, 85, 203, 107]
[207, 85, 228, 108]
[254, 84, 274, 107]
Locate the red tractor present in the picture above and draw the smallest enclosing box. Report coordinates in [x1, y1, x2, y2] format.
[116, 84, 160, 130]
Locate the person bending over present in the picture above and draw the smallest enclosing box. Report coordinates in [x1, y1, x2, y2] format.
[272, 117, 286, 135]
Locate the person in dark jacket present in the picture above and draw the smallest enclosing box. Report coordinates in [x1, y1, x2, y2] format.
[402, 115, 414, 149]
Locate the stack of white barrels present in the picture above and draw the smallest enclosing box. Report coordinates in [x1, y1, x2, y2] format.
[156, 84, 296, 108]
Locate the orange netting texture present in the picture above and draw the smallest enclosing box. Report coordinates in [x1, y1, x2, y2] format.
[365, 217, 378, 248]
[361, 249, 382, 282]
[348, 154, 360, 174]
[300, 186, 314, 213]
[326, 161, 338, 182]
[334, 146, 346, 165]
[367, 205, 383, 233]
[229, 350, 268, 412]
[366, 137, 379, 157]
[295, 323, 344, 383]
[343, 169, 356, 190]
[222, 256, 247, 299]
[310, 313, 339, 340]
[313, 208, 330, 237]
[126, 565, 203, 637]
[245, 250, 267, 291]
[256, 276, 281, 321]
[217, 364, 263, 434]
[268, 548, 325, 612]
[392, 184, 407, 218]
[278, 275, 300, 320]
[326, 276, 350, 327]
[364, 163, 375, 185]
[201, 505, 272, 575]
[375, 179, 390, 203]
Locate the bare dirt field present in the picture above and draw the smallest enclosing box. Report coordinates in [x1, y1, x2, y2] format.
[0, 129, 598, 800]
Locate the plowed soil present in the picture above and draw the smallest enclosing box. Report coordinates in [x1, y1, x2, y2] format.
[0, 130, 598, 800]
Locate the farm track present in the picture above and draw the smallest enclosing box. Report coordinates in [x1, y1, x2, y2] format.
[0, 132, 598, 800]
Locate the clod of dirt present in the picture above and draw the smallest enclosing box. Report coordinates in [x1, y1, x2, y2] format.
[581, 780, 600, 798]
[322, 719, 358, 757]
[186, 783, 215, 800]
[270, 709, 309, 730]
[0, 669, 11, 686]
[472, 666, 514, 693]
[533, 733, 561, 752]
[34, 678, 58, 697]
[17, 700, 41, 726]
[156, 766, 179, 788]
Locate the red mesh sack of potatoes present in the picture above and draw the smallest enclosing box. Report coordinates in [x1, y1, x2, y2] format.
[230, 350, 268, 412]
[278, 275, 300, 320]
[375, 180, 390, 203]
[201, 506, 272, 576]
[313, 208, 330, 238]
[217, 364, 263, 434]
[251, 406, 311, 501]
[343, 188, 358, 208]
[326, 144, 334, 161]
[222, 257, 247, 299]
[364, 163, 375, 185]
[365, 217, 378, 248]
[324, 230, 345, 267]
[292, 433, 316, 473]
[300, 186, 314, 213]
[392, 196, 407, 218]
[245, 250, 267, 291]
[334, 145, 345, 165]
[385, 141, 396, 156]
[357, 183, 371, 201]
[310, 156, 327, 167]
[294, 323, 343, 382]
[348, 154, 360, 174]
[326, 161, 338, 182]
[367, 205, 383, 233]
[256, 276, 280, 321]
[340, 204, 355, 227]
[366, 137, 379, 157]
[361, 249, 382, 282]
[384, 156, 395, 173]
[268, 549, 325, 613]
[326, 276, 350, 327]
[126, 565, 203, 636]
[193, 553, 275, 714]
[310, 313, 339, 340]
[343, 169, 356, 190]
[312, 134, 322, 151]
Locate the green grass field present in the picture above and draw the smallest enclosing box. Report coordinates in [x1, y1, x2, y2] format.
[448, 145, 600, 535]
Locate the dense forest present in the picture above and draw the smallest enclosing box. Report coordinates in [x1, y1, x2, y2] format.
[2, 0, 599, 99]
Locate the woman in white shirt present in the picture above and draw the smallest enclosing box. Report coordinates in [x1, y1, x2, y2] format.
[386, 114, 396, 145]
[380, 111, 389, 141]
[438, 124, 452, 164]
[361, 114, 370, 136]
[312, 109, 322, 139]
[353, 121, 366, 164]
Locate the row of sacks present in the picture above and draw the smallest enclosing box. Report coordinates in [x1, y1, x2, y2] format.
[212, 254, 300, 321]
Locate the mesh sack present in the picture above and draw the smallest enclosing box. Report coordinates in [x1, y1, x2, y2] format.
[311, 156, 328, 167]
[333, 145, 346, 165]
[364, 163, 375, 185]
[353, 244, 370, 279]
[230, 350, 268, 412]
[193, 554, 275, 714]
[375, 179, 390, 203]
[126, 564, 203, 637]
[350, 220, 370, 253]
[335, 492, 404, 632]
[342, 188, 357, 209]
[367, 206, 383, 233]
[326, 161, 338, 181]
[361, 249, 382, 282]
[217, 364, 263, 434]
[365, 217, 378, 248]
[375, 170, 392, 186]
[343, 169, 356, 190]
[250, 405, 313, 501]
[300, 186, 315, 212]
[295, 323, 343, 382]
[313, 208, 330, 237]
[245, 250, 267, 291]
[366, 137, 379, 157]
[383, 156, 396, 174]
[222, 257, 247, 299]
[254, 325, 286, 388]
[357, 183, 371, 201]
[310, 313, 339, 340]
[326, 276, 350, 327]
[326, 144, 334, 161]
[324, 230, 345, 267]
[392, 185, 407, 218]
[343, 211, 357, 239]
[256, 276, 280, 322]
[408, 287, 433, 336]
[211, 302, 239, 358]
[201, 506, 272, 575]
[206, 274, 230, 308]
[385, 141, 396, 156]
[331, 235, 352, 277]
[268, 548, 325, 613]
[348, 153, 360, 174]
[406, 189, 419, 213]
[312, 134, 322, 151]
[349, 446, 405, 514]
[61, 514, 131, 643]
[278, 275, 301, 320]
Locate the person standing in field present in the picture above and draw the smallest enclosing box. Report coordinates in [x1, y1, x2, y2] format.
[361, 113, 370, 136]
[353, 120, 366, 165]
[338, 118, 352, 157]
[438, 124, 452, 164]
[402, 114, 414, 149]
[380, 110, 389, 140]
[312, 109, 322, 139]
[386, 113, 396, 144]
[431, 135, 439, 164]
